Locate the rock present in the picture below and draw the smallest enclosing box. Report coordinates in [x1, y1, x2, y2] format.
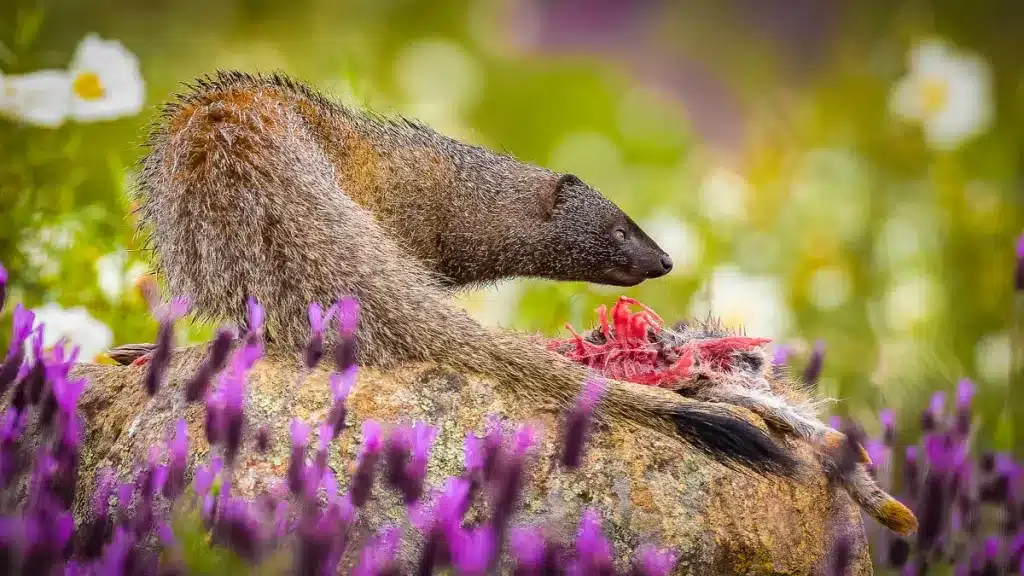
[9, 346, 872, 575]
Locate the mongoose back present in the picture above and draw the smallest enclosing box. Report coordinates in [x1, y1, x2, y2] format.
[155, 73, 673, 290]
[135, 71, 796, 476]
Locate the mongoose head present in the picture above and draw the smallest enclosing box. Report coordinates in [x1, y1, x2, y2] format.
[537, 174, 673, 286]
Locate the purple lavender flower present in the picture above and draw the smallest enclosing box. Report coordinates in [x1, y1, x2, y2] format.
[288, 419, 312, 498]
[802, 340, 825, 387]
[335, 297, 360, 371]
[562, 378, 604, 469]
[510, 526, 546, 570]
[246, 296, 265, 347]
[451, 524, 496, 576]
[18, 327, 47, 409]
[410, 478, 472, 575]
[99, 525, 135, 576]
[384, 424, 412, 491]
[194, 457, 223, 520]
[493, 426, 535, 529]
[824, 534, 853, 576]
[145, 297, 189, 396]
[78, 469, 117, 559]
[887, 537, 910, 568]
[632, 544, 678, 576]
[337, 296, 360, 333]
[213, 498, 265, 562]
[880, 409, 896, 445]
[314, 422, 333, 473]
[351, 420, 383, 507]
[955, 378, 975, 437]
[464, 433, 484, 475]
[204, 394, 222, 446]
[163, 419, 188, 499]
[574, 509, 614, 575]
[771, 344, 789, 368]
[221, 371, 246, 463]
[327, 366, 356, 437]
[930, 391, 946, 418]
[0, 304, 34, 394]
[295, 509, 342, 575]
[304, 302, 338, 370]
[186, 328, 235, 402]
[401, 422, 437, 504]
[353, 526, 401, 576]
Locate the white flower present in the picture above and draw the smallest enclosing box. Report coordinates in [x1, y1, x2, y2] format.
[889, 38, 993, 150]
[808, 266, 851, 311]
[694, 265, 791, 339]
[883, 273, 939, 333]
[0, 69, 72, 128]
[974, 332, 1011, 384]
[700, 167, 748, 223]
[29, 303, 113, 363]
[68, 33, 145, 122]
[96, 250, 149, 302]
[641, 215, 701, 275]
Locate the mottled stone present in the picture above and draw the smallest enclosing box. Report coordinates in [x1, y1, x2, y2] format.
[8, 346, 871, 574]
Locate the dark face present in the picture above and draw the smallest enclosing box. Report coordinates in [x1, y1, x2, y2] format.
[537, 174, 673, 286]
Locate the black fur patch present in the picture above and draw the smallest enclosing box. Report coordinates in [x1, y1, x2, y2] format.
[671, 404, 799, 478]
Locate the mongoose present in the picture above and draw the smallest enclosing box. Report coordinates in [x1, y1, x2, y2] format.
[154, 74, 673, 291]
[134, 71, 796, 478]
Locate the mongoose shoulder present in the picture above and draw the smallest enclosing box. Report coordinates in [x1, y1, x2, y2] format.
[135, 70, 795, 477]
[155, 71, 672, 289]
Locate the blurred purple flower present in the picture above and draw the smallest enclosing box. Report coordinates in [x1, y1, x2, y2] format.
[802, 340, 825, 387]
[351, 420, 383, 507]
[451, 524, 496, 575]
[304, 302, 334, 369]
[186, 328, 235, 402]
[163, 419, 188, 499]
[880, 409, 896, 445]
[145, 297, 189, 396]
[633, 544, 678, 576]
[0, 305, 34, 395]
[353, 526, 400, 576]
[288, 419, 312, 498]
[562, 378, 604, 469]
[511, 526, 546, 569]
[327, 366, 356, 437]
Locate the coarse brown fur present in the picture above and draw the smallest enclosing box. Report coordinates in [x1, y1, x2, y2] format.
[662, 318, 917, 535]
[132, 71, 796, 477]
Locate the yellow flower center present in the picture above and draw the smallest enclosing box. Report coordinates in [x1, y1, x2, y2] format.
[72, 72, 105, 101]
[918, 76, 949, 117]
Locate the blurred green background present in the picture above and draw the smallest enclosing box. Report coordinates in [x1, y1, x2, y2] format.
[0, 0, 1022, 453]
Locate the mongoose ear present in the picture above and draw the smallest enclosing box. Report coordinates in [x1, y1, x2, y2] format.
[543, 174, 578, 221]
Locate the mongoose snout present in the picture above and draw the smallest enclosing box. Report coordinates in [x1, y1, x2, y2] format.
[592, 218, 674, 286]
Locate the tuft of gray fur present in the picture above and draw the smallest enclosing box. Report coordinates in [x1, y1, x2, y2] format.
[133, 71, 795, 477]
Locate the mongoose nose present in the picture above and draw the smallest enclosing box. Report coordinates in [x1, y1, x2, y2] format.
[660, 255, 674, 274]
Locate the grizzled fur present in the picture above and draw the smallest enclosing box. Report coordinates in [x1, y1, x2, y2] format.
[657, 318, 917, 535]
[149, 72, 670, 289]
[133, 71, 794, 477]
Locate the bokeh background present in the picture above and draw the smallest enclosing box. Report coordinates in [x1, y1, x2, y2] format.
[1, 0, 1022, 476]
